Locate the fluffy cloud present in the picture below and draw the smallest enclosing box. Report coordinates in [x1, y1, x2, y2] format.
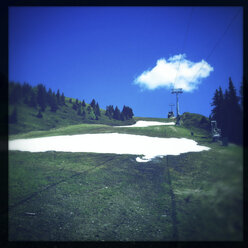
[134, 54, 214, 92]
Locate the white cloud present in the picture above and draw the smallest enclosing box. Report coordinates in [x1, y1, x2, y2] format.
[134, 54, 214, 92]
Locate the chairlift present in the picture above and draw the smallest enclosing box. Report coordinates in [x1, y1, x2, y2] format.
[211, 120, 221, 141]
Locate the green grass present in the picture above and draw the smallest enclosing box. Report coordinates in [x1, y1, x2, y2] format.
[9, 99, 136, 135]
[8, 111, 243, 241]
[8, 142, 243, 241]
[9, 118, 210, 142]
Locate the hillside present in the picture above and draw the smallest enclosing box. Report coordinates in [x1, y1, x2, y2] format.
[9, 83, 214, 137]
[8, 116, 243, 241]
[8, 82, 136, 135]
[7, 88, 243, 241]
[180, 112, 211, 133]
[9, 99, 136, 135]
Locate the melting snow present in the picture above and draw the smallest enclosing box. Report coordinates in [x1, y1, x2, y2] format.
[9, 133, 210, 163]
[116, 120, 175, 128]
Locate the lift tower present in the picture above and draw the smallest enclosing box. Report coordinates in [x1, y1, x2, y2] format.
[171, 88, 183, 125]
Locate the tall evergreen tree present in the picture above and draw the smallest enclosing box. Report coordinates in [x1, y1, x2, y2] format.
[9, 82, 22, 104]
[211, 87, 225, 133]
[22, 82, 32, 104]
[90, 99, 96, 109]
[94, 103, 101, 117]
[87, 105, 96, 120]
[50, 92, 58, 112]
[37, 84, 47, 111]
[105, 105, 114, 119]
[121, 105, 127, 121]
[56, 89, 61, 105]
[113, 106, 121, 120]
[28, 90, 37, 108]
[61, 92, 66, 105]
[87, 105, 92, 114]
[72, 103, 78, 110]
[47, 88, 53, 107]
[227, 77, 242, 144]
[121, 105, 134, 120]
[82, 100, 86, 107]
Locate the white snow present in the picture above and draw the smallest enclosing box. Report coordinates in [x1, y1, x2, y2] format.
[9, 133, 210, 163]
[116, 120, 175, 128]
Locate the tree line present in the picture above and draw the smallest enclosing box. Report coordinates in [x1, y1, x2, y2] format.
[69, 98, 101, 120]
[210, 77, 244, 145]
[9, 81, 134, 123]
[9, 82, 65, 112]
[105, 105, 134, 121]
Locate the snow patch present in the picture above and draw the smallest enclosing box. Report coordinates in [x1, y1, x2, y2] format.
[9, 133, 210, 163]
[116, 120, 175, 128]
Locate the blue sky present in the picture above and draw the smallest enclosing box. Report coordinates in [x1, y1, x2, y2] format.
[9, 6, 243, 118]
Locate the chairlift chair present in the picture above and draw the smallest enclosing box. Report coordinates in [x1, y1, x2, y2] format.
[211, 120, 221, 141]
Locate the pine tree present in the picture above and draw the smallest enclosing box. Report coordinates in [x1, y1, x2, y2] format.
[105, 105, 114, 119]
[87, 105, 96, 120]
[72, 103, 78, 110]
[82, 100, 86, 107]
[50, 92, 58, 112]
[9, 82, 22, 104]
[95, 103, 101, 117]
[69, 98, 72, 103]
[76, 98, 79, 105]
[113, 106, 121, 120]
[87, 105, 92, 114]
[227, 77, 242, 144]
[87, 106, 96, 120]
[121, 106, 134, 120]
[22, 82, 32, 104]
[28, 90, 37, 108]
[121, 105, 126, 121]
[56, 89, 61, 105]
[210, 89, 220, 121]
[90, 99, 96, 109]
[37, 84, 47, 111]
[61, 92, 65, 105]
[47, 88, 53, 107]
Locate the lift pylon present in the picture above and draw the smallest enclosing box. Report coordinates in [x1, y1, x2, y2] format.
[171, 88, 183, 125]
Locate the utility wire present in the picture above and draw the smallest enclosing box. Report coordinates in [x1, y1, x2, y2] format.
[206, 8, 242, 61]
[190, 8, 242, 83]
[173, 7, 194, 88]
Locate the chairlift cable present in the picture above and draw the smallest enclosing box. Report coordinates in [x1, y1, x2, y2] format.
[190, 8, 242, 82]
[206, 8, 242, 61]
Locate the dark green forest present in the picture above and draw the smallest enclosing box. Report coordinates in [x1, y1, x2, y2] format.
[210, 77, 244, 145]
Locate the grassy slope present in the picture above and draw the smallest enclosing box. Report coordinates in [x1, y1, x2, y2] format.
[8, 117, 243, 241]
[9, 97, 136, 135]
[8, 145, 243, 241]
